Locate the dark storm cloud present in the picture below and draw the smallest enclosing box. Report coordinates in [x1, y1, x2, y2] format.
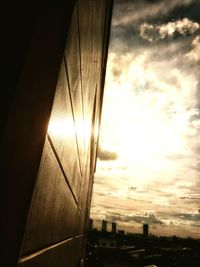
[112, 0, 195, 27]
[166, 0, 200, 23]
[111, 0, 200, 51]
[97, 145, 118, 161]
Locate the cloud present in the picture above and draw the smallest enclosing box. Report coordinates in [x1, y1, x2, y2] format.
[97, 145, 118, 161]
[139, 18, 200, 42]
[180, 195, 200, 200]
[103, 212, 163, 225]
[186, 35, 200, 61]
[170, 212, 200, 223]
[112, 0, 194, 27]
[91, 0, 200, 239]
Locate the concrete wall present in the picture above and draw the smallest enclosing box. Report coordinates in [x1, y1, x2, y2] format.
[0, 1, 113, 266]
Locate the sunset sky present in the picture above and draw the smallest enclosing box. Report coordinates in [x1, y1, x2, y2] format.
[90, 0, 200, 238]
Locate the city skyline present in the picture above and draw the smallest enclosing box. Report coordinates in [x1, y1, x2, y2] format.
[91, 0, 200, 238]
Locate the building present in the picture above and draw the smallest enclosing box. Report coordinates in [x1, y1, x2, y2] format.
[143, 224, 149, 236]
[88, 219, 93, 232]
[118, 230, 125, 236]
[1, 1, 113, 266]
[98, 237, 117, 248]
[102, 220, 108, 232]
[112, 222, 117, 234]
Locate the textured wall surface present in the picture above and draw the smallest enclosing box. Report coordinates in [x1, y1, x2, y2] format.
[17, 1, 113, 266]
[1, 0, 112, 266]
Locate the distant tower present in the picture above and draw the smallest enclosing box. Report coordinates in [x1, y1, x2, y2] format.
[112, 222, 117, 233]
[102, 220, 107, 232]
[143, 224, 149, 236]
[88, 219, 93, 232]
[118, 230, 125, 236]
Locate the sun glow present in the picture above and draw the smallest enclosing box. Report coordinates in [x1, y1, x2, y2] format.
[48, 117, 75, 139]
[48, 116, 94, 150]
[98, 50, 199, 181]
[101, 92, 187, 164]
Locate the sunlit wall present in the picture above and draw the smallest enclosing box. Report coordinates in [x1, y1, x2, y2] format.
[0, 0, 112, 266]
[18, 1, 113, 266]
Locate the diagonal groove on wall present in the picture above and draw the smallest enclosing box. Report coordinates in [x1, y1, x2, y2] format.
[18, 234, 83, 264]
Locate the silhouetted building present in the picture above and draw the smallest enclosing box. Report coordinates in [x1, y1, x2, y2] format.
[98, 237, 117, 248]
[143, 224, 149, 236]
[112, 222, 117, 233]
[118, 230, 125, 236]
[1, 1, 113, 266]
[88, 219, 93, 232]
[102, 220, 108, 232]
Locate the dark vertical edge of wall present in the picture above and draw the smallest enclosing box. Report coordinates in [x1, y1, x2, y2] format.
[0, 1, 75, 266]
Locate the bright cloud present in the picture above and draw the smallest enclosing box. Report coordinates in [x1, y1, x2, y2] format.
[186, 35, 200, 61]
[140, 18, 199, 42]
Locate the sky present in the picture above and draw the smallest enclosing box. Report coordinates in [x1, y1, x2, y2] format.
[90, 0, 200, 238]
